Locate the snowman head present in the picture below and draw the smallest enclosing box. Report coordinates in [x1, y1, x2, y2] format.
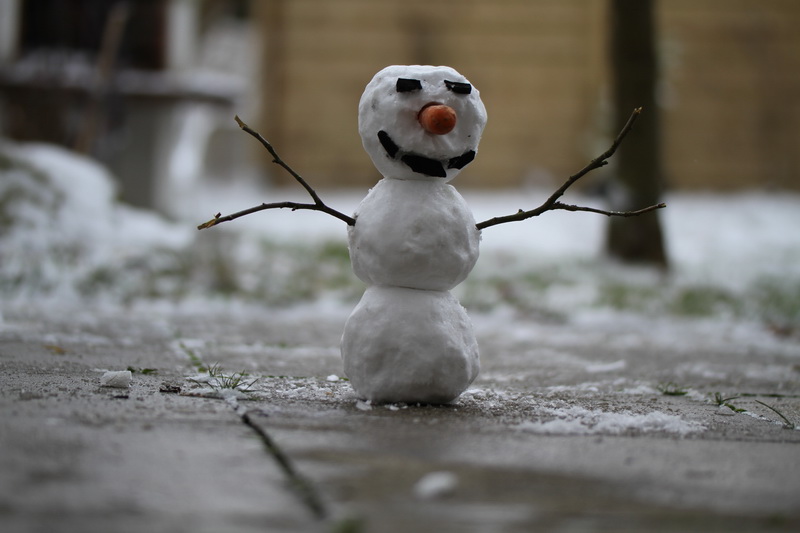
[358, 65, 487, 183]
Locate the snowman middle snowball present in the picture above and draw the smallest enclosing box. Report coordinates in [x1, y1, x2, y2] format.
[342, 65, 487, 404]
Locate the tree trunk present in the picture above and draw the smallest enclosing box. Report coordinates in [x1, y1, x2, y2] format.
[606, 0, 668, 267]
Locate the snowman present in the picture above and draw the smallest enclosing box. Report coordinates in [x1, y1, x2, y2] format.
[200, 64, 659, 405]
[342, 65, 487, 404]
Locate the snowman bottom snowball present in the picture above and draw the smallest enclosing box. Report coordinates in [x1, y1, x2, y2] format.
[342, 286, 480, 404]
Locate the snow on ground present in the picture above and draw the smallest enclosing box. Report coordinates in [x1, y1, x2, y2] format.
[3, 140, 800, 325]
[515, 405, 705, 436]
[0, 141, 192, 302]
[2, 141, 799, 434]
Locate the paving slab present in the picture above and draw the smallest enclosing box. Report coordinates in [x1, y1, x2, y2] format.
[1, 303, 798, 532]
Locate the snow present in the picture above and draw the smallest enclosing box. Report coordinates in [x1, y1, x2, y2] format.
[355, 400, 373, 411]
[0, 141, 192, 303]
[359, 65, 487, 182]
[342, 286, 479, 404]
[585, 360, 627, 373]
[413, 471, 459, 499]
[348, 178, 479, 290]
[517, 406, 705, 436]
[3, 137, 799, 327]
[99, 370, 132, 389]
[465, 188, 800, 288]
[342, 66, 489, 404]
[2, 138, 799, 331]
[2, 138, 799, 434]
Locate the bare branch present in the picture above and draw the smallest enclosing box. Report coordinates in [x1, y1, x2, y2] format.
[476, 107, 665, 231]
[550, 201, 667, 217]
[197, 116, 355, 230]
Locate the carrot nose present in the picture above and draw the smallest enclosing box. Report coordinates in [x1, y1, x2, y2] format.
[418, 103, 457, 135]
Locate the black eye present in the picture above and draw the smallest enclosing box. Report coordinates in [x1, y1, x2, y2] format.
[396, 78, 422, 93]
[445, 80, 472, 94]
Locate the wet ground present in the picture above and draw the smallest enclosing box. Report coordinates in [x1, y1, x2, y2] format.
[1, 303, 799, 532]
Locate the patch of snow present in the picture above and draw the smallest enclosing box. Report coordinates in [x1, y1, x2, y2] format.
[0, 141, 191, 303]
[99, 370, 132, 388]
[544, 384, 601, 394]
[413, 471, 459, 500]
[585, 360, 627, 373]
[619, 383, 660, 395]
[355, 399, 373, 411]
[517, 406, 705, 436]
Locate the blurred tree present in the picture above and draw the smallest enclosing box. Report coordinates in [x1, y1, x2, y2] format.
[606, 0, 668, 267]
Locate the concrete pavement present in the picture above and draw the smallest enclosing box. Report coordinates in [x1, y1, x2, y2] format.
[1, 303, 798, 532]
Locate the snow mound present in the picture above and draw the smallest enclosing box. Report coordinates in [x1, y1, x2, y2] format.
[0, 141, 191, 301]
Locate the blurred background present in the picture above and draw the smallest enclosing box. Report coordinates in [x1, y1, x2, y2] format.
[1, 0, 799, 334]
[2, 0, 798, 203]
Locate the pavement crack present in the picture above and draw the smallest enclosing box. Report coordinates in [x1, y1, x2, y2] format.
[226, 396, 327, 520]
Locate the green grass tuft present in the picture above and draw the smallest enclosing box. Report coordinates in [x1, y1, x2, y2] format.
[755, 399, 796, 429]
[657, 382, 688, 396]
[711, 392, 746, 413]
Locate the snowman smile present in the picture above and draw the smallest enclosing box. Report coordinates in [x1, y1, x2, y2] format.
[377, 130, 476, 178]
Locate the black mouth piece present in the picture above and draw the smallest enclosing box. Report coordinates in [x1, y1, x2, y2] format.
[378, 130, 400, 158]
[448, 150, 475, 170]
[377, 131, 475, 178]
[401, 154, 447, 177]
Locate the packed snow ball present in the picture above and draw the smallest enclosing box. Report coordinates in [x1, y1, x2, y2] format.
[348, 178, 480, 291]
[342, 286, 480, 404]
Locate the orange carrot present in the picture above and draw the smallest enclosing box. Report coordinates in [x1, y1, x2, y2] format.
[418, 104, 457, 135]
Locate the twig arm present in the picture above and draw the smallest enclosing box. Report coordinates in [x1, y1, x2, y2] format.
[197, 117, 355, 230]
[476, 201, 666, 231]
[233, 116, 324, 205]
[476, 108, 665, 231]
[551, 201, 666, 217]
[197, 201, 353, 230]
